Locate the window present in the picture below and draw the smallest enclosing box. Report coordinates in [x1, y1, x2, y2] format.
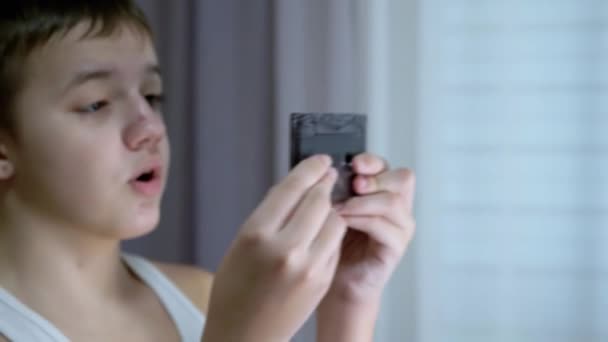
[417, 1, 608, 341]
[371, 1, 608, 341]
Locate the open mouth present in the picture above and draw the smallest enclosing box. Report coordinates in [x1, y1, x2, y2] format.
[130, 166, 162, 196]
[135, 169, 156, 182]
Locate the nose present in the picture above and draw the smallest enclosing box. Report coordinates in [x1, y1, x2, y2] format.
[123, 101, 166, 152]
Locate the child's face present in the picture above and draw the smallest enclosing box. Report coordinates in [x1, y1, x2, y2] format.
[5, 22, 169, 239]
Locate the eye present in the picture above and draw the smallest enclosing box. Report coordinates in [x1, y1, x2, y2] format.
[78, 100, 108, 114]
[145, 93, 165, 111]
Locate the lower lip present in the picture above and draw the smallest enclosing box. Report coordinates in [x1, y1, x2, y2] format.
[129, 177, 163, 197]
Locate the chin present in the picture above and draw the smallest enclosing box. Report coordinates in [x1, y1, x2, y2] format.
[115, 210, 161, 241]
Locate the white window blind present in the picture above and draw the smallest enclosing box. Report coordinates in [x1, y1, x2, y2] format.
[416, 1, 608, 341]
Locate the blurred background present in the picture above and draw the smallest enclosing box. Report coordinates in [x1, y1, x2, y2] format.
[125, 0, 608, 341]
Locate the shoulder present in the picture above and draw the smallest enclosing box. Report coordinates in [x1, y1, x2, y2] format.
[151, 261, 214, 315]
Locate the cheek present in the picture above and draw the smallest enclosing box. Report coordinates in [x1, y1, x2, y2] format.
[17, 139, 130, 232]
[19, 132, 122, 203]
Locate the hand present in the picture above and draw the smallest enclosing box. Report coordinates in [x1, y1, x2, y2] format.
[203, 155, 347, 342]
[326, 153, 416, 305]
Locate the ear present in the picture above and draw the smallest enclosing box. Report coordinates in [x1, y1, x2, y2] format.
[0, 137, 14, 180]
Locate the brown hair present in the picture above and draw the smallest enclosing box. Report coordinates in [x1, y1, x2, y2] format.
[0, 0, 153, 135]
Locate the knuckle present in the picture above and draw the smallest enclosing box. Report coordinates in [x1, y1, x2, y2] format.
[275, 249, 303, 275]
[238, 229, 268, 248]
[386, 192, 404, 211]
[302, 264, 332, 289]
[297, 265, 317, 284]
[395, 168, 415, 187]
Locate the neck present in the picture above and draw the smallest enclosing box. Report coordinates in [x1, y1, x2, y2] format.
[0, 201, 135, 306]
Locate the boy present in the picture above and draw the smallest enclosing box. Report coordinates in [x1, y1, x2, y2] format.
[0, 1, 416, 341]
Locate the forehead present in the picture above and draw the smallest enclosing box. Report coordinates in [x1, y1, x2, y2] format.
[21, 22, 159, 94]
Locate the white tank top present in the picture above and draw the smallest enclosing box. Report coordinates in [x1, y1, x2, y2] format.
[0, 254, 206, 341]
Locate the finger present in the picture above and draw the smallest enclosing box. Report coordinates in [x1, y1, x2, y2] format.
[245, 155, 332, 233]
[338, 192, 408, 227]
[279, 168, 338, 244]
[353, 168, 416, 212]
[351, 153, 389, 176]
[326, 248, 341, 277]
[342, 215, 415, 255]
[310, 210, 347, 264]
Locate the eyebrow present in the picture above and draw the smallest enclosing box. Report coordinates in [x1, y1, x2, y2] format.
[62, 64, 162, 94]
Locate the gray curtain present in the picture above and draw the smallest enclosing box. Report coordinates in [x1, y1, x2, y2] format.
[125, 0, 275, 269]
[125, 1, 366, 340]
